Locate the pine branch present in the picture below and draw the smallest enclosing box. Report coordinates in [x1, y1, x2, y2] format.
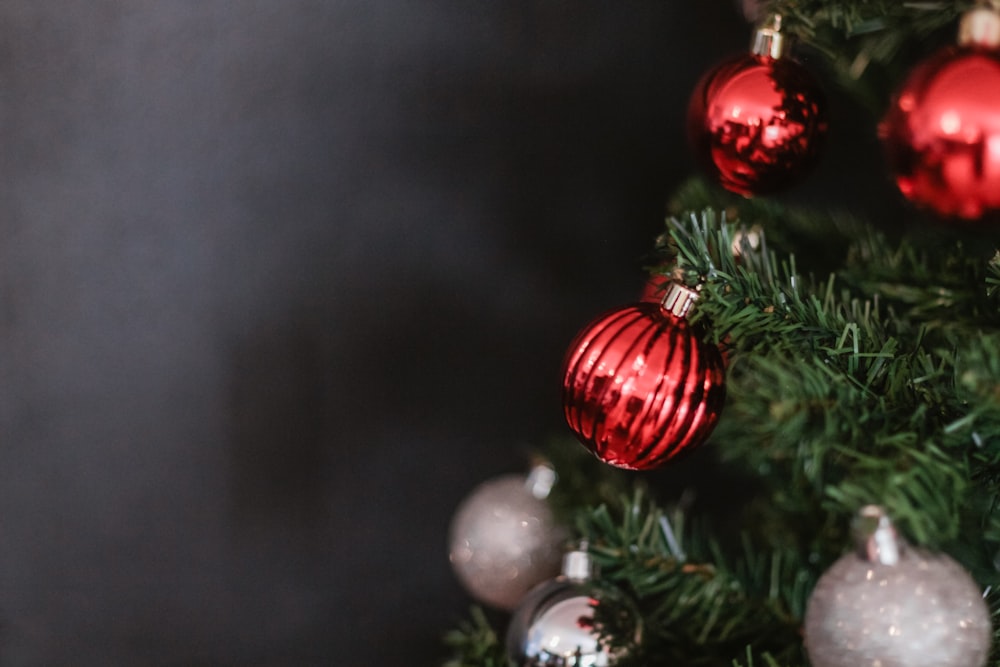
[442, 607, 507, 667]
[750, 2, 970, 109]
[769, 0, 966, 44]
[649, 204, 1000, 560]
[576, 490, 810, 667]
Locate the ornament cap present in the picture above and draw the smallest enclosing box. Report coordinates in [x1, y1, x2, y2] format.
[561, 546, 595, 582]
[660, 281, 700, 319]
[524, 462, 556, 499]
[959, 5, 1000, 48]
[751, 14, 789, 59]
[852, 505, 904, 565]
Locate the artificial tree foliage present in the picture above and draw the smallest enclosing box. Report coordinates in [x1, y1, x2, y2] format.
[443, 2, 1000, 665]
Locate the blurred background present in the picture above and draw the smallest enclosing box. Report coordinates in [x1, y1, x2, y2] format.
[0, 2, 885, 665]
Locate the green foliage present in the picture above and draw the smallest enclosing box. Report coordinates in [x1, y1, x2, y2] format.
[443, 200, 1000, 665]
[654, 198, 1000, 555]
[442, 607, 507, 667]
[442, 2, 1000, 664]
[575, 489, 811, 667]
[765, 1, 970, 110]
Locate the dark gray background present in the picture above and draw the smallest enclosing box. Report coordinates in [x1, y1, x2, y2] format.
[0, 2, 884, 665]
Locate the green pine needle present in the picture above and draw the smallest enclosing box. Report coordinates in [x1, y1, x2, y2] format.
[442, 607, 507, 667]
[651, 203, 1000, 554]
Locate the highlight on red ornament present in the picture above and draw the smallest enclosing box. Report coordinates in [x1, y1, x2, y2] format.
[561, 282, 726, 470]
[879, 6, 1000, 220]
[687, 15, 828, 196]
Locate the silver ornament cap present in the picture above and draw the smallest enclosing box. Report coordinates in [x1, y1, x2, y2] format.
[804, 506, 992, 667]
[505, 546, 642, 667]
[659, 281, 700, 319]
[959, 3, 1000, 49]
[449, 465, 568, 610]
[751, 14, 789, 60]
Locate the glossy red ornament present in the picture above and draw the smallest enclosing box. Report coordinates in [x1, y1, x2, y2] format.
[561, 284, 726, 470]
[688, 19, 827, 196]
[879, 8, 1000, 220]
[639, 272, 670, 303]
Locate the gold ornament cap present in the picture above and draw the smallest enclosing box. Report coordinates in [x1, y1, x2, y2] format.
[751, 14, 789, 59]
[959, 4, 1000, 48]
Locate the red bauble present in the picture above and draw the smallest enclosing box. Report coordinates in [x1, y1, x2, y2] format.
[880, 44, 1000, 219]
[561, 285, 726, 470]
[688, 42, 827, 196]
[639, 272, 669, 303]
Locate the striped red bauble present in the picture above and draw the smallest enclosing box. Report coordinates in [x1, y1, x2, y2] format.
[561, 283, 726, 470]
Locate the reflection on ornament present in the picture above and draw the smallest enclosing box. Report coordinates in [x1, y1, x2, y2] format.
[506, 547, 641, 667]
[804, 506, 991, 667]
[562, 283, 726, 470]
[687, 15, 827, 196]
[880, 8, 1000, 220]
[448, 465, 568, 610]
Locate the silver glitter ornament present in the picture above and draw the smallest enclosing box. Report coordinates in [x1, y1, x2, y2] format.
[505, 547, 642, 667]
[449, 465, 568, 610]
[804, 505, 992, 667]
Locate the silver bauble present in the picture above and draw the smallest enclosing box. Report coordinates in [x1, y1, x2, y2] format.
[449, 465, 568, 610]
[804, 506, 992, 667]
[505, 548, 641, 667]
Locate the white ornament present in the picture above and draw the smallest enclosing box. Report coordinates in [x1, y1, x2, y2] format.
[804, 506, 992, 667]
[448, 465, 568, 610]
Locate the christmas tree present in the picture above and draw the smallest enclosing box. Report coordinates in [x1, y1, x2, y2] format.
[443, 2, 1000, 666]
